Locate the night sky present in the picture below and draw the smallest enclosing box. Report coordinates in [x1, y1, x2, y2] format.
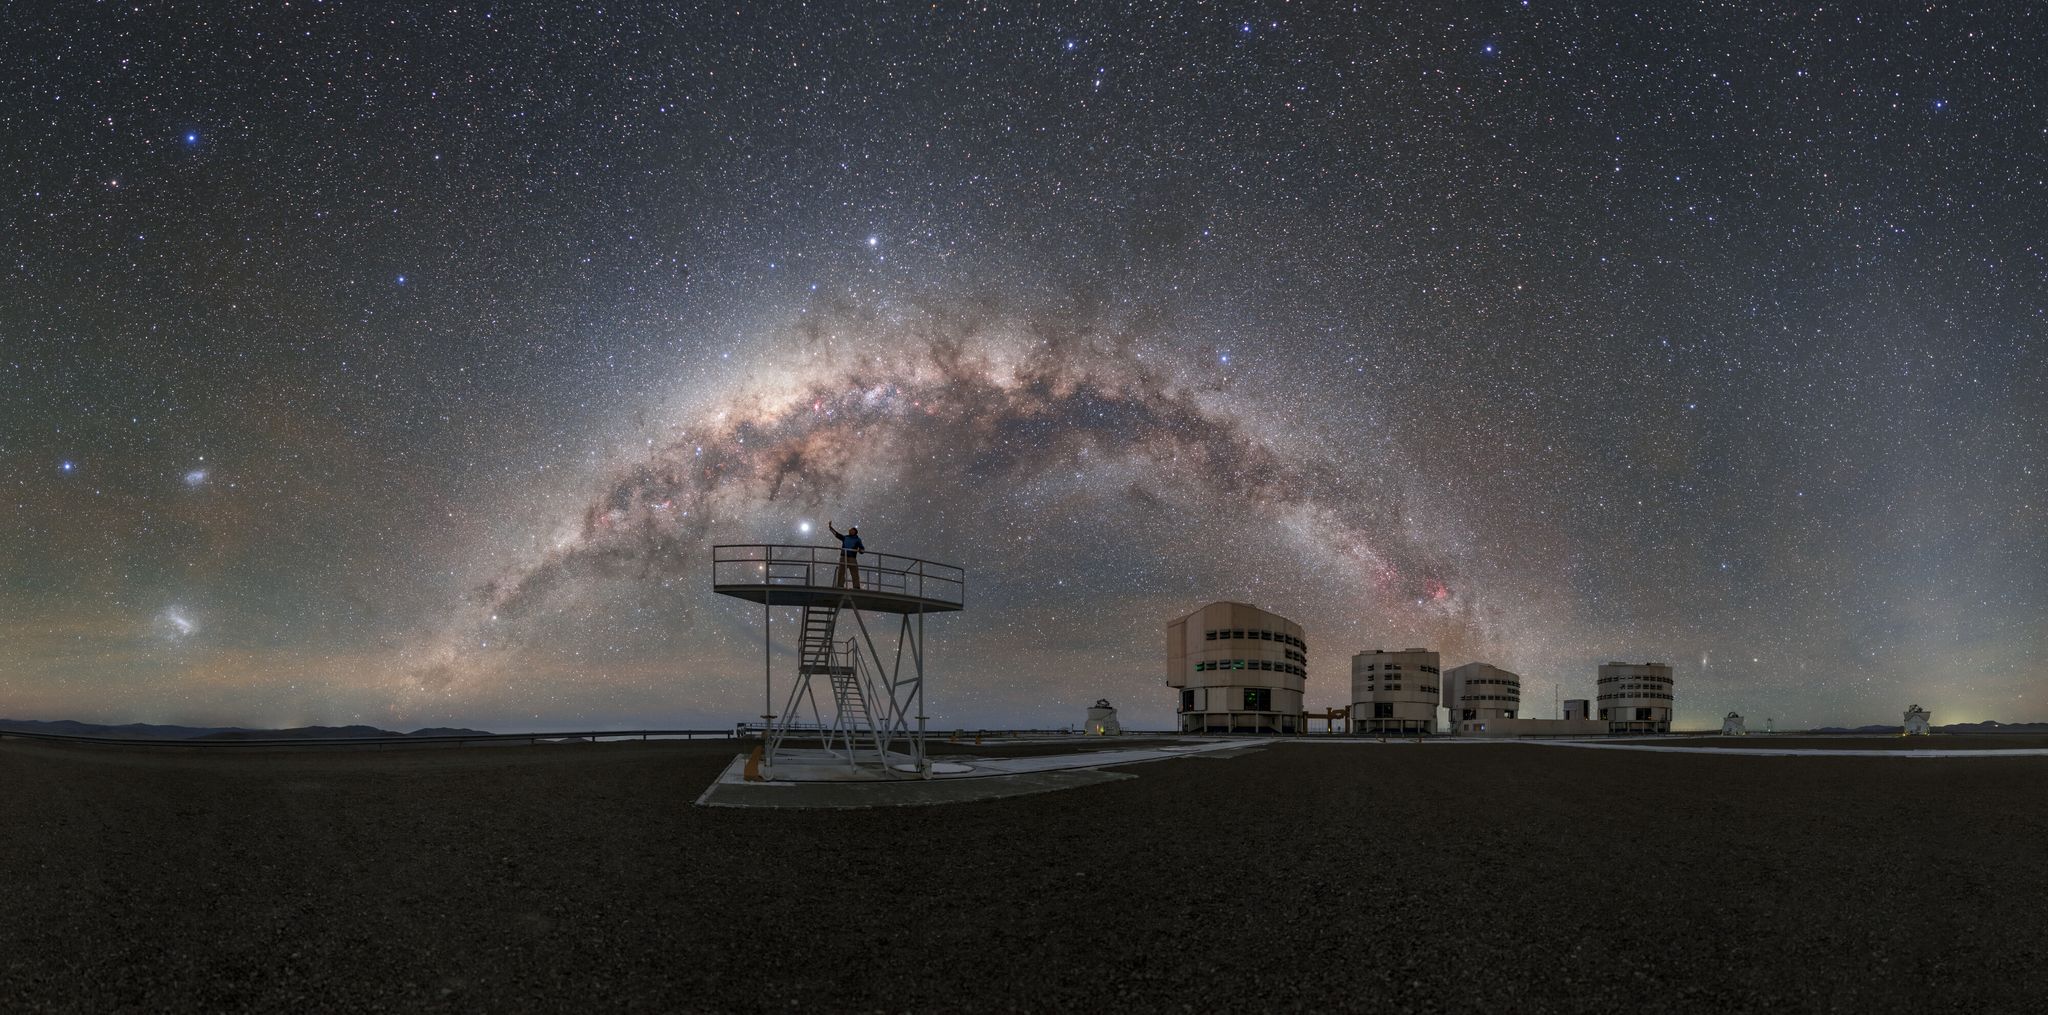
[4, 3, 2042, 733]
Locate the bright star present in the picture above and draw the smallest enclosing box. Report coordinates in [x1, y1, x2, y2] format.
[59, 460, 75, 473]
[396, 274, 408, 285]
[866, 235, 879, 248]
[184, 132, 198, 144]
[798, 520, 814, 535]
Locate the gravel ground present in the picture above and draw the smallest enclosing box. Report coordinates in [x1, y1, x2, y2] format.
[1609, 735, 2048, 750]
[3, 738, 2044, 1013]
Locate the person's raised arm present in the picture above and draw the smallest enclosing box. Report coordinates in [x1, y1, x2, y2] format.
[827, 520, 843, 540]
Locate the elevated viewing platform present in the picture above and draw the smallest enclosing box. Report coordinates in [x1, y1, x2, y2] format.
[711, 544, 965, 613]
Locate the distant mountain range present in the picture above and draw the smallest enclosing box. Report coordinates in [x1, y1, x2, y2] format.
[1805, 721, 2048, 735]
[0, 719, 492, 740]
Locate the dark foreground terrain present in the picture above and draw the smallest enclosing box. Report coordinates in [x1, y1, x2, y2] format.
[3, 738, 2044, 1012]
[1622, 734, 2048, 750]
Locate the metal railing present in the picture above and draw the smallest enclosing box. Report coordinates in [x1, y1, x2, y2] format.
[711, 543, 964, 607]
[0, 728, 738, 750]
[732, 723, 1190, 740]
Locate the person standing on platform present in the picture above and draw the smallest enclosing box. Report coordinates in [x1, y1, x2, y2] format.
[827, 520, 865, 589]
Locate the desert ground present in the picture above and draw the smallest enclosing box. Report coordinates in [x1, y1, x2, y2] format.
[1612, 734, 2048, 750]
[3, 735, 2044, 1012]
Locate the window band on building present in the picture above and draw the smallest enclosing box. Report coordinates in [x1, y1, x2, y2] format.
[1168, 602, 1307, 735]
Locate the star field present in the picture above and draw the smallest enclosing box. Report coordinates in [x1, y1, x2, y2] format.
[3, 3, 2042, 731]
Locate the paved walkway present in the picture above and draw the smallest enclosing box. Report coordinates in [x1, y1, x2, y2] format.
[958, 739, 1267, 773]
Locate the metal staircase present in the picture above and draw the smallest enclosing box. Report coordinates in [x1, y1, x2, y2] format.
[713, 543, 964, 779]
[782, 596, 882, 767]
[826, 670, 871, 756]
[797, 602, 844, 676]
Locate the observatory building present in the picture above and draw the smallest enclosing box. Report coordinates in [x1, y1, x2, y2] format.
[1596, 662, 1675, 734]
[1085, 699, 1122, 736]
[1351, 648, 1440, 734]
[1165, 602, 1307, 734]
[1438, 665, 1604, 738]
[1443, 662, 1521, 733]
[1722, 712, 1747, 735]
[1903, 704, 1932, 735]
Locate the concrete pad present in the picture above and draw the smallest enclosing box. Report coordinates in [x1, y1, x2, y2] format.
[694, 737, 1262, 808]
[696, 763, 1135, 809]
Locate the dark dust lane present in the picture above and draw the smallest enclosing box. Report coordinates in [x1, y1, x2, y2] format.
[3, 740, 2043, 1012]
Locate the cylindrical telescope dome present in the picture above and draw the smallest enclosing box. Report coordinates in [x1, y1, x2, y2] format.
[1443, 662, 1521, 734]
[1165, 602, 1307, 734]
[1351, 648, 1440, 734]
[1596, 662, 1674, 733]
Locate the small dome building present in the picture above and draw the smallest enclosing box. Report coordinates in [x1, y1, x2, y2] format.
[1085, 699, 1122, 736]
[1903, 704, 1932, 736]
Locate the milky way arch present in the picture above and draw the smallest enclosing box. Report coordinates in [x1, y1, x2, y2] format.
[402, 304, 1490, 701]
[494, 319, 1458, 601]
